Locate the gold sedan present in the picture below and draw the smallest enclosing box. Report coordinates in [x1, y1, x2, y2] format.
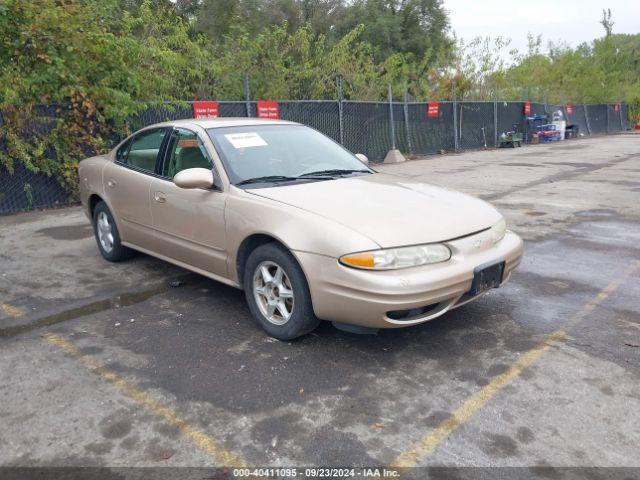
[78, 119, 523, 339]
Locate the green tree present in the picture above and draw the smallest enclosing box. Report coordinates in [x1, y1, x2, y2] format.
[0, 0, 216, 189]
[195, 0, 345, 38]
[490, 11, 640, 105]
[333, 0, 452, 63]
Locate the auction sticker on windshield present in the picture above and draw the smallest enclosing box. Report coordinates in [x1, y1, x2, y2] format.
[225, 132, 268, 149]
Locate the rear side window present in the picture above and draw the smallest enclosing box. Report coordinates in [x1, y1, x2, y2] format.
[121, 128, 167, 172]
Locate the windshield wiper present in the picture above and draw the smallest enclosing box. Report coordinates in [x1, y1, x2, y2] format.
[299, 169, 372, 177]
[236, 175, 330, 186]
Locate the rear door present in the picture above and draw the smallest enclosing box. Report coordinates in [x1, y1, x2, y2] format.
[103, 127, 169, 249]
[149, 127, 228, 277]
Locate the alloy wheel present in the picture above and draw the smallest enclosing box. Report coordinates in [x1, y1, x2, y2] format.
[252, 261, 295, 325]
[96, 211, 114, 254]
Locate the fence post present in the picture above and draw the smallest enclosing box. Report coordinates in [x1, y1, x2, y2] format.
[243, 73, 251, 117]
[561, 103, 569, 123]
[619, 102, 624, 131]
[606, 103, 609, 134]
[543, 96, 548, 116]
[403, 88, 412, 155]
[452, 97, 459, 151]
[335, 75, 344, 145]
[388, 85, 396, 150]
[584, 104, 592, 135]
[493, 95, 498, 147]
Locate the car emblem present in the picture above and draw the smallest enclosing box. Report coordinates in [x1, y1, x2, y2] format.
[473, 239, 483, 249]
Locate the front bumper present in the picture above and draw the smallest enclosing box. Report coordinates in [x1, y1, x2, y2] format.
[294, 229, 524, 329]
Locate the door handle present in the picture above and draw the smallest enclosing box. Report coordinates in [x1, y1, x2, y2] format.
[107, 179, 117, 188]
[153, 192, 166, 203]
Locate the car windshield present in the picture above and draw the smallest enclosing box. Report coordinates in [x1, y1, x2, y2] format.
[207, 124, 372, 186]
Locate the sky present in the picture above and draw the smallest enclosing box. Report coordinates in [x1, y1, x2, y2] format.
[444, 0, 640, 57]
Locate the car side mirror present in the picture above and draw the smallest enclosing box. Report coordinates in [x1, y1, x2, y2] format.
[355, 153, 369, 165]
[174, 168, 214, 190]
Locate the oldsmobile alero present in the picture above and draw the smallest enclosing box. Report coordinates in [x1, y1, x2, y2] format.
[78, 118, 523, 340]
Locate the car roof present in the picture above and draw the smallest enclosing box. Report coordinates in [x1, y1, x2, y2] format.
[153, 118, 300, 130]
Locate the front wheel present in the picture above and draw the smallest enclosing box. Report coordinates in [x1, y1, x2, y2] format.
[243, 243, 319, 340]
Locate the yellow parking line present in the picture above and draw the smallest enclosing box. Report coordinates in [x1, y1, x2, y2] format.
[42, 333, 248, 467]
[0, 301, 24, 318]
[391, 260, 640, 468]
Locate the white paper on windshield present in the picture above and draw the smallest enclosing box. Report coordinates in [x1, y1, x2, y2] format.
[225, 132, 268, 149]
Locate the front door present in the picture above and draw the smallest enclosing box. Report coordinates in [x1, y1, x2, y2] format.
[104, 127, 169, 249]
[149, 128, 228, 278]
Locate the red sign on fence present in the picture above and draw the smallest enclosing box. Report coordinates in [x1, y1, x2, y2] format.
[193, 101, 219, 119]
[566, 104, 573, 116]
[614, 103, 619, 112]
[257, 101, 280, 119]
[427, 102, 439, 118]
[524, 101, 531, 116]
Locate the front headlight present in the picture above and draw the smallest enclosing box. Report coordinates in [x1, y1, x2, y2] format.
[340, 244, 451, 270]
[490, 218, 506, 244]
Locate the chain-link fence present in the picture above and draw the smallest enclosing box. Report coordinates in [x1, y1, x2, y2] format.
[586, 104, 608, 134]
[568, 105, 588, 136]
[406, 102, 456, 155]
[0, 99, 631, 215]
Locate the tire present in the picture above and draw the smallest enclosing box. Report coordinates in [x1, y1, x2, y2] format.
[92, 201, 134, 262]
[243, 242, 319, 340]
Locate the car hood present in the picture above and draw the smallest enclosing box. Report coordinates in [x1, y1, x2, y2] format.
[247, 173, 502, 248]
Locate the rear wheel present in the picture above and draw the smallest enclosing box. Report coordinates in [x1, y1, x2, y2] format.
[92, 201, 133, 262]
[243, 243, 319, 340]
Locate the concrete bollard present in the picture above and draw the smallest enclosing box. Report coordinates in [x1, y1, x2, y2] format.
[383, 149, 407, 163]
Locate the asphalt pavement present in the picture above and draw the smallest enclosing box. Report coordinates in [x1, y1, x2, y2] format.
[1, 133, 639, 473]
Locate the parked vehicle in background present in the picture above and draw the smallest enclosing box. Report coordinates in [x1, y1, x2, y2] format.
[78, 118, 523, 340]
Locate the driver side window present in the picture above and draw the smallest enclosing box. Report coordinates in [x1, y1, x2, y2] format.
[162, 129, 213, 178]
